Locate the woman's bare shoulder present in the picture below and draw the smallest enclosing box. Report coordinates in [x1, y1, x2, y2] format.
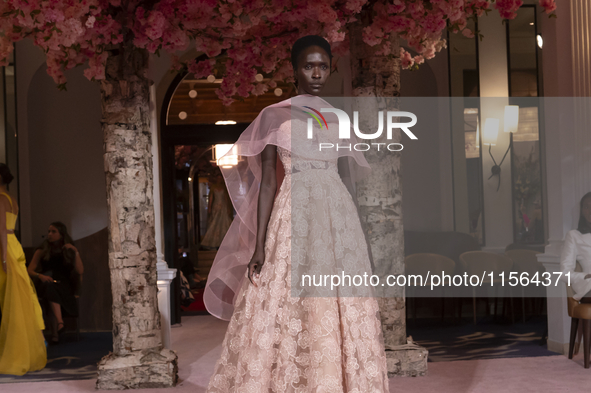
[0, 192, 17, 212]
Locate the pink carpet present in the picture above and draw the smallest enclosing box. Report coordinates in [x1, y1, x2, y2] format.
[2, 316, 588, 392]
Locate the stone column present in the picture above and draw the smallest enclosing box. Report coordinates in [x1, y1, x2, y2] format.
[96, 49, 178, 390]
[150, 85, 178, 350]
[348, 22, 428, 377]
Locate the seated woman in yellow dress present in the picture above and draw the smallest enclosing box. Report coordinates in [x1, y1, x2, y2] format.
[0, 163, 47, 375]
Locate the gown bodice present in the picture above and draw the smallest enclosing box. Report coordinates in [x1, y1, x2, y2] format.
[277, 144, 338, 175]
[0, 192, 17, 230]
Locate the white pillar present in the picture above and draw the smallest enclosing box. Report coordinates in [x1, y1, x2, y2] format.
[150, 84, 177, 349]
[539, 1, 591, 354]
[477, 13, 513, 253]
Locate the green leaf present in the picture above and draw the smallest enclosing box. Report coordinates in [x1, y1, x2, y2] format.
[30, 9, 41, 16]
[57, 83, 67, 91]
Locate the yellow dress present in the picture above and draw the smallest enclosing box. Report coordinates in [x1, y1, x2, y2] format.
[0, 192, 46, 375]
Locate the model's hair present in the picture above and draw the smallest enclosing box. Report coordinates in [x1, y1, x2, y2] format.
[578, 192, 591, 235]
[0, 163, 14, 186]
[291, 35, 333, 70]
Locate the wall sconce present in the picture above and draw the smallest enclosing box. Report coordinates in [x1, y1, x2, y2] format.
[213, 144, 239, 168]
[482, 105, 519, 191]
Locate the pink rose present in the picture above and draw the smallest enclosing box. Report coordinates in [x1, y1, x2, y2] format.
[462, 28, 475, 38]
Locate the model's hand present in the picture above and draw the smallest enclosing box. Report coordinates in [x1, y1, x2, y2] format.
[39, 274, 53, 283]
[247, 249, 265, 287]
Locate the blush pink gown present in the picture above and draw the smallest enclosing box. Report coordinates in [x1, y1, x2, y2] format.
[206, 145, 390, 392]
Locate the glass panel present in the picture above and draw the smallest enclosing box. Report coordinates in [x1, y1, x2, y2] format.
[0, 61, 19, 232]
[5, 65, 19, 204]
[508, 7, 538, 97]
[448, 19, 484, 243]
[0, 67, 6, 164]
[508, 6, 545, 244]
[174, 144, 235, 256]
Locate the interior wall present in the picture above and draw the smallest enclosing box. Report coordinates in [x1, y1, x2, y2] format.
[27, 64, 107, 244]
[400, 45, 453, 232]
[15, 40, 47, 247]
[478, 14, 514, 252]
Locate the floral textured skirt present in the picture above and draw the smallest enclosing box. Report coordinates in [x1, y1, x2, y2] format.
[206, 149, 390, 393]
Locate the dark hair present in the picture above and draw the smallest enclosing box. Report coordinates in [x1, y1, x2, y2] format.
[578, 192, 591, 235]
[38, 221, 74, 258]
[37, 221, 80, 292]
[0, 164, 14, 186]
[291, 35, 333, 70]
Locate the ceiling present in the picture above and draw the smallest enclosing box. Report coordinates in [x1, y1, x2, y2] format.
[166, 77, 296, 125]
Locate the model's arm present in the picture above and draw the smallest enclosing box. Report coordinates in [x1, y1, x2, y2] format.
[247, 144, 277, 286]
[560, 231, 590, 282]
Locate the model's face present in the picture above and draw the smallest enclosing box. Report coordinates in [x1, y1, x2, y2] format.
[582, 197, 591, 224]
[47, 225, 62, 243]
[295, 46, 330, 96]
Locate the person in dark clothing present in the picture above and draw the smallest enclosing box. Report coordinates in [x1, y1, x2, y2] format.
[178, 247, 205, 289]
[27, 222, 83, 343]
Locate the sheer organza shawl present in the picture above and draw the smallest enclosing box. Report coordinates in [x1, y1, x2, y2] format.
[204, 94, 371, 321]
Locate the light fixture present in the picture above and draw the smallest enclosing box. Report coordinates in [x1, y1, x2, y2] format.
[214, 144, 239, 168]
[504, 105, 519, 133]
[482, 118, 499, 146]
[529, 22, 534, 26]
[255, 73, 264, 82]
[484, 106, 520, 191]
[537, 34, 543, 49]
[274, 88, 283, 96]
[188, 89, 198, 98]
[215, 120, 237, 125]
[188, 177, 192, 182]
[207, 74, 216, 83]
[178, 111, 188, 120]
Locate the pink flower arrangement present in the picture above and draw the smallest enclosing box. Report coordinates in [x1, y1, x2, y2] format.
[0, 0, 557, 100]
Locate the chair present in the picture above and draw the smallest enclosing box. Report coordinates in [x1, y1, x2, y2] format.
[62, 295, 81, 341]
[567, 263, 591, 369]
[460, 251, 515, 324]
[505, 249, 545, 323]
[405, 253, 455, 322]
[65, 275, 82, 341]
